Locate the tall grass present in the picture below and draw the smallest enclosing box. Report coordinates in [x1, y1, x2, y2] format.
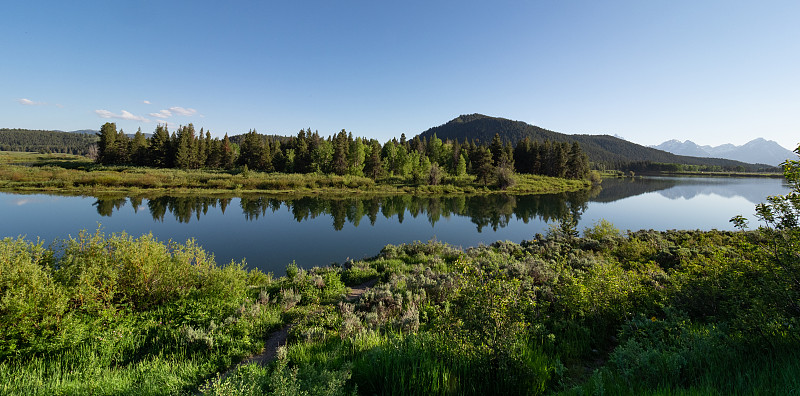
[0, 344, 208, 395]
[0, 151, 591, 195]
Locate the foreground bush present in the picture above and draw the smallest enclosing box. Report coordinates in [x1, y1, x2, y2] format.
[0, 230, 282, 394]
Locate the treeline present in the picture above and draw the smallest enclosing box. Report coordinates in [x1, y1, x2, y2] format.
[0, 128, 98, 155]
[96, 122, 591, 184]
[622, 161, 777, 173]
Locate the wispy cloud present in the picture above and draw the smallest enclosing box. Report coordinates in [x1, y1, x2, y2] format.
[95, 109, 150, 122]
[147, 106, 201, 119]
[142, 100, 151, 104]
[169, 106, 198, 116]
[149, 109, 172, 119]
[18, 98, 46, 105]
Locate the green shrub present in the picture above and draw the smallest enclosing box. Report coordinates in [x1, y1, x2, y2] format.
[583, 219, 621, 240]
[341, 261, 378, 286]
[0, 237, 71, 357]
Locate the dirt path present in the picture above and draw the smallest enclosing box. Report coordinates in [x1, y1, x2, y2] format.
[208, 278, 379, 387]
[344, 277, 378, 302]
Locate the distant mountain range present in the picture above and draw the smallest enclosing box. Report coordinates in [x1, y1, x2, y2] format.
[417, 114, 776, 171]
[651, 139, 795, 166]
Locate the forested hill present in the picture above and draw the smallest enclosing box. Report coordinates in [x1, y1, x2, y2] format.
[0, 128, 98, 155]
[418, 114, 774, 171]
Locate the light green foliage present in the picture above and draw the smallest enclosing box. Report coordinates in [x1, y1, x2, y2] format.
[0, 237, 70, 356]
[583, 219, 621, 240]
[341, 260, 379, 286]
[456, 154, 467, 176]
[0, 229, 283, 394]
[277, 265, 347, 306]
[285, 261, 299, 280]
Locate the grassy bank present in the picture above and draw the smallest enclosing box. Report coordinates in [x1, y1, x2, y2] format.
[2, 222, 799, 395]
[601, 169, 784, 179]
[0, 229, 357, 395]
[0, 151, 591, 196]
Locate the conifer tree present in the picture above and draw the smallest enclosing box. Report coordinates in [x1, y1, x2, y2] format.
[131, 128, 149, 166]
[456, 154, 467, 177]
[565, 142, 590, 179]
[174, 124, 196, 169]
[332, 129, 349, 175]
[149, 125, 171, 167]
[221, 133, 234, 169]
[364, 142, 384, 180]
[475, 147, 495, 185]
[97, 122, 118, 165]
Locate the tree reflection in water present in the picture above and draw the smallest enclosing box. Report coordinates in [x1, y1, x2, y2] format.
[91, 186, 602, 233]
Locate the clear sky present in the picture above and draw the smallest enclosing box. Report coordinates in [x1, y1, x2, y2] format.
[3, 1, 798, 150]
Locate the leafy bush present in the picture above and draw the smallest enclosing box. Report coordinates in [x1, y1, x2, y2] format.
[0, 237, 71, 357]
[583, 219, 621, 240]
[341, 260, 378, 286]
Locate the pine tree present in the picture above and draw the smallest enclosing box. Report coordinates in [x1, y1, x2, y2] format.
[149, 125, 171, 167]
[456, 154, 467, 177]
[332, 129, 348, 175]
[114, 128, 131, 164]
[206, 136, 222, 169]
[131, 128, 149, 166]
[565, 142, 590, 179]
[174, 124, 197, 169]
[514, 137, 532, 173]
[97, 122, 117, 164]
[475, 147, 495, 185]
[490, 133, 504, 166]
[364, 142, 384, 180]
[221, 134, 234, 169]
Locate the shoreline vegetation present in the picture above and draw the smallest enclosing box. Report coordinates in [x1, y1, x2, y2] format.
[0, 151, 592, 196]
[2, 220, 799, 394]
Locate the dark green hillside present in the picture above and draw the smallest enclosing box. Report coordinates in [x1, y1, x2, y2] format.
[0, 128, 98, 155]
[419, 114, 776, 171]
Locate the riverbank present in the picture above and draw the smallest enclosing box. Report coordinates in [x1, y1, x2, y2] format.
[601, 169, 784, 179]
[0, 151, 592, 196]
[2, 225, 798, 395]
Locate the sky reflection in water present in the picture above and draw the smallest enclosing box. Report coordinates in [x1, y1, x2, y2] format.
[0, 176, 790, 274]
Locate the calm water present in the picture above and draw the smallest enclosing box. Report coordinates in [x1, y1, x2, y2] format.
[0, 176, 789, 274]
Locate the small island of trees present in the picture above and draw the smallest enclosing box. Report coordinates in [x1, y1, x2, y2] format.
[95, 122, 592, 189]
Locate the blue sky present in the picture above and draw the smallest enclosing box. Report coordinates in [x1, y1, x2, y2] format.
[3, 1, 799, 149]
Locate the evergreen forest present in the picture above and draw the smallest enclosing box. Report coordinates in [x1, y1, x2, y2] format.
[0, 128, 98, 155]
[94, 122, 592, 187]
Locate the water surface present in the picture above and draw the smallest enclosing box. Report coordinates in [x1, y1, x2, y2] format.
[0, 176, 789, 274]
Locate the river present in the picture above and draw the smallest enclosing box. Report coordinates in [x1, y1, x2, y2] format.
[0, 176, 789, 274]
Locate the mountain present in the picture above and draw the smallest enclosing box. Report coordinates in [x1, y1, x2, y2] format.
[651, 140, 709, 158]
[652, 138, 795, 166]
[417, 114, 775, 171]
